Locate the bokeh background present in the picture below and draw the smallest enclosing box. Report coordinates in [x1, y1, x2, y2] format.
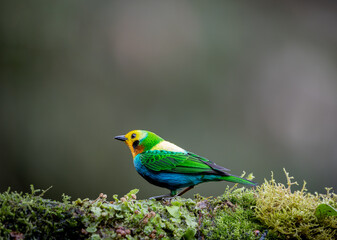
[1, 1, 337, 200]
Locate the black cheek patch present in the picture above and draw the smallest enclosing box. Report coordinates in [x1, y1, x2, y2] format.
[133, 140, 139, 149]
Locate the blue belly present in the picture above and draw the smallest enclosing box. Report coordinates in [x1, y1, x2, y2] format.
[133, 156, 221, 191]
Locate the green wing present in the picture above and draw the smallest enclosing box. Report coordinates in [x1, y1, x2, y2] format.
[139, 150, 230, 176]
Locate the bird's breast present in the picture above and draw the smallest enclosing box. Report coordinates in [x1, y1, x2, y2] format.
[133, 156, 148, 176]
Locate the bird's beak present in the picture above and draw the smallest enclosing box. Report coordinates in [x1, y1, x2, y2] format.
[114, 135, 128, 141]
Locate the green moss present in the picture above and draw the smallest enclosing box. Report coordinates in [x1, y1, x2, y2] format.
[0, 185, 84, 239]
[1, 170, 336, 239]
[76, 191, 199, 239]
[255, 169, 337, 239]
[196, 187, 264, 239]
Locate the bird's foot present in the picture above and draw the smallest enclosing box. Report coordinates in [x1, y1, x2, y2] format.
[149, 194, 173, 201]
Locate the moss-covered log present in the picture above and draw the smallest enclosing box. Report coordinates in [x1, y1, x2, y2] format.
[1, 170, 336, 239]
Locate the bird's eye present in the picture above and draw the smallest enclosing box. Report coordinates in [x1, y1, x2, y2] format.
[131, 133, 136, 139]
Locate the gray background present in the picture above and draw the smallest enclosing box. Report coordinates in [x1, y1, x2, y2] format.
[1, 1, 337, 200]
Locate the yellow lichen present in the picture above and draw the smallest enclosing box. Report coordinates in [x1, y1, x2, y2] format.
[255, 169, 337, 239]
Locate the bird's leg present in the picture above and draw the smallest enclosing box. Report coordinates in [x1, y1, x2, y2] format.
[176, 186, 194, 197]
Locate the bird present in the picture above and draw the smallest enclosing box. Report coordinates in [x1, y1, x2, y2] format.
[115, 130, 256, 199]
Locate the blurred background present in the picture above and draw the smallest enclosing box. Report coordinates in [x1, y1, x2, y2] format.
[1, 1, 337, 200]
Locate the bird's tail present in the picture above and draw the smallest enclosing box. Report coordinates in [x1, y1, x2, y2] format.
[220, 174, 257, 186]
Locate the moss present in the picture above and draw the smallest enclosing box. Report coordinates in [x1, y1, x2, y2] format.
[255, 169, 337, 239]
[1, 170, 336, 239]
[76, 190, 200, 239]
[0, 185, 84, 239]
[195, 187, 265, 239]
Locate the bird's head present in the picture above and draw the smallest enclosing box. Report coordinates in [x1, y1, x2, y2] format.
[115, 130, 164, 158]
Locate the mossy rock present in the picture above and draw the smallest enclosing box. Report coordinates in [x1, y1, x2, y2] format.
[0, 170, 336, 239]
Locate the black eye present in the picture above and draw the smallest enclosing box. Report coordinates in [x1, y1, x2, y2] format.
[132, 140, 139, 149]
[131, 133, 136, 139]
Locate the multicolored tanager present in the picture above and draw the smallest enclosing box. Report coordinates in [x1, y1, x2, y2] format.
[115, 130, 256, 199]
